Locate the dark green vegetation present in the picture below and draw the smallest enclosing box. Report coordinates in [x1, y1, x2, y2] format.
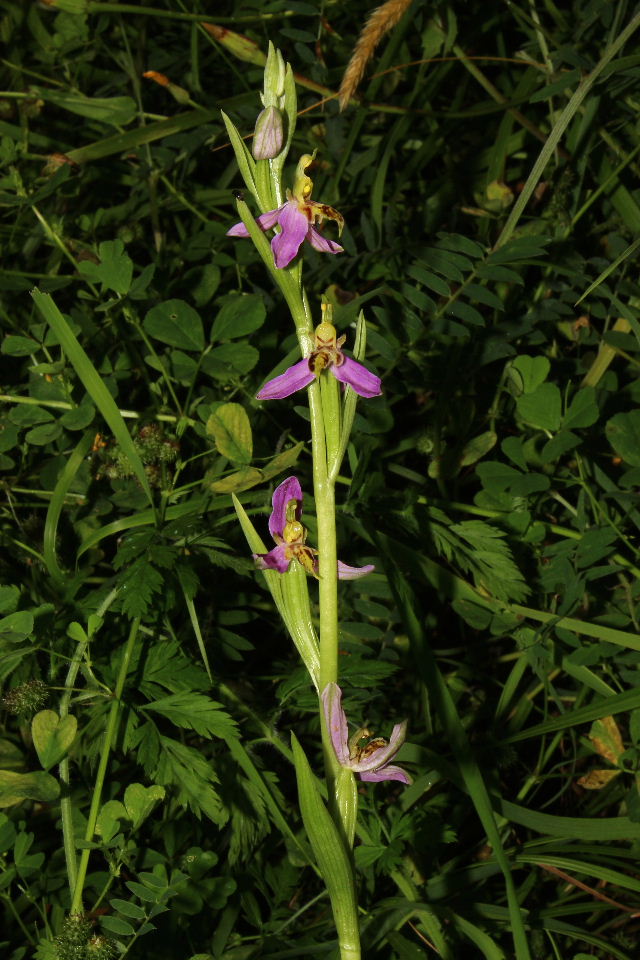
[3, 0, 640, 957]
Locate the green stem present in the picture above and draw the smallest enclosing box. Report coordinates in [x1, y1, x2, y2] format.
[85, 2, 296, 22]
[2, 892, 36, 945]
[70, 616, 140, 914]
[59, 589, 119, 903]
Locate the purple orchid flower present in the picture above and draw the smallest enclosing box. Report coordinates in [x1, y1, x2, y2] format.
[257, 318, 381, 400]
[227, 153, 344, 269]
[322, 682, 411, 784]
[254, 476, 374, 580]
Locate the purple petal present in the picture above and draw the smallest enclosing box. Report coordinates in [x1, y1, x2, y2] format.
[269, 476, 303, 540]
[256, 207, 283, 230]
[226, 206, 282, 238]
[257, 358, 315, 400]
[332, 356, 382, 398]
[307, 225, 344, 255]
[359, 765, 412, 784]
[226, 220, 250, 238]
[351, 720, 407, 772]
[337, 560, 375, 580]
[321, 682, 350, 765]
[271, 201, 309, 268]
[253, 544, 290, 573]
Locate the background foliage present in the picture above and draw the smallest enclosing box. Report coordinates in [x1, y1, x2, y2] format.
[3, 0, 640, 957]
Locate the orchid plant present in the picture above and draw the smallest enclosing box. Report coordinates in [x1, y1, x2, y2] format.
[224, 43, 410, 960]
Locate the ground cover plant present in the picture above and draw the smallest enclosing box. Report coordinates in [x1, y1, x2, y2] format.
[3, 0, 640, 957]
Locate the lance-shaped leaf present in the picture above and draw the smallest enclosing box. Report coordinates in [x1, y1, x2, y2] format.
[220, 111, 259, 206]
[291, 734, 360, 959]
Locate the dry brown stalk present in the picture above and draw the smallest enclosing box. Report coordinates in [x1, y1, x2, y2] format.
[338, 0, 413, 110]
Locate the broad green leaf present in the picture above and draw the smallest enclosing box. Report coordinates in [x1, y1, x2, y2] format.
[110, 898, 147, 920]
[100, 915, 136, 937]
[0, 770, 60, 807]
[446, 301, 484, 327]
[587, 716, 624, 766]
[96, 799, 126, 842]
[516, 382, 561, 431]
[202, 342, 259, 377]
[0, 587, 19, 615]
[78, 239, 133, 295]
[206, 403, 253, 464]
[540, 429, 580, 463]
[124, 783, 165, 828]
[59, 402, 95, 430]
[511, 355, 550, 393]
[144, 299, 204, 352]
[0, 610, 34, 643]
[263, 440, 305, 479]
[563, 386, 599, 429]
[25, 422, 62, 445]
[210, 442, 305, 494]
[1, 335, 38, 356]
[210, 467, 263, 493]
[211, 294, 266, 340]
[459, 430, 497, 467]
[31, 711, 77, 771]
[0, 420, 19, 453]
[606, 410, 640, 466]
[9, 405, 53, 426]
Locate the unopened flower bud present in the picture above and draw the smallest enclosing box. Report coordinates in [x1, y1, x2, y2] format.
[202, 24, 266, 67]
[261, 42, 286, 107]
[252, 105, 284, 160]
[143, 71, 191, 105]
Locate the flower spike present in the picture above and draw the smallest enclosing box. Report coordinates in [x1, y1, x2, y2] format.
[227, 154, 344, 268]
[254, 477, 374, 580]
[322, 682, 411, 784]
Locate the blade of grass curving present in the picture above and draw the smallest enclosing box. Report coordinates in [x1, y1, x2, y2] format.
[179, 585, 212, 684]
[225, 735, 314, 867]
[31, 290, 154, 507]
[452, 912, 507, 960]
[494, 9, 640, 249]
[78, 497, 232, 556]
[414, 547, 640, 652]
[575, 237, 640, 306]
[66, 108, 217, 164]
[375, 534, 531, 960]
[498, 799, 640, 841]
[517, 853, 640, 894]
[539, 922, 632, 960]
[43, 430, 93, 591]
[505, 684, 640, 743]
